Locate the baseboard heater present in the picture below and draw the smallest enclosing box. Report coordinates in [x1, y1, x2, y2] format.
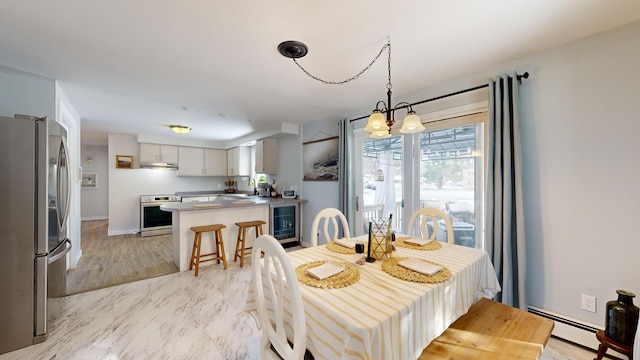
[528, 306, 602, 352]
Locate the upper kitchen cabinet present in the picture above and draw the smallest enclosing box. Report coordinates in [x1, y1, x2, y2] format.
[204, 148, 227, 176]
[178, 147, 226, 176]
[255, 139, 277, 174]
[139, 143, 178, 165]
[227, 146, 250, 176]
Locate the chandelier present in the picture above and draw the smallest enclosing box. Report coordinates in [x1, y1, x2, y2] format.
[278, 40, 423, 138]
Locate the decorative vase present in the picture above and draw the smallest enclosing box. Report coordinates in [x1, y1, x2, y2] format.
[368, 217, 392, 260]
[605, 290, 639, 345]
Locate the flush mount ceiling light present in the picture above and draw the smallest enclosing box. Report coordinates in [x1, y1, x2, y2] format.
[277, 39, 423, 138]
[169, 125, 191, 134]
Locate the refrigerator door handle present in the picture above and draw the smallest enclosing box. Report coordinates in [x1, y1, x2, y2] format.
[48, 238, 71, 264]
[56, 136, 71, 233]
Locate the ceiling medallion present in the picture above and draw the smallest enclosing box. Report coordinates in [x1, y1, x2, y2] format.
[277, 41, 308, 59]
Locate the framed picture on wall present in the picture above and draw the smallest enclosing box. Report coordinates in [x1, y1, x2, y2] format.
[303, 136, 339, 181]
[116, 155, 133, 169]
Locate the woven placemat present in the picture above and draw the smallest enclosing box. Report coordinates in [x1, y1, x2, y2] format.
[296, 261, 360, 289]
[381, 257, 451, 283]
[394, 236, 442, 250]
[326, 240, 368, 254]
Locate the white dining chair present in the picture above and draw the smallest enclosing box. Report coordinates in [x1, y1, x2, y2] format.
[406, 207, 454, 244]
[251, 234, 306, 360]
[310, 207, 351, 246]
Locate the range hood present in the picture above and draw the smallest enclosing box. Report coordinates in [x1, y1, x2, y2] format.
[140, 162, 178, 170]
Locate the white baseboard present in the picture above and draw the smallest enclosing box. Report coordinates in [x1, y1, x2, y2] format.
[528, 306, 629, 358]
[81, 216, 108, 221]
[107, 229, 139, 236]
[529, 306, 601, 351]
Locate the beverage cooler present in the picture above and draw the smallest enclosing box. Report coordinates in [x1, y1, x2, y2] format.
[270, 203, 300, 247]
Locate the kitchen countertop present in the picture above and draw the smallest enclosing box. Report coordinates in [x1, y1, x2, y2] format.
[160, 195, 304, 212]
[177, 190, 254, 197]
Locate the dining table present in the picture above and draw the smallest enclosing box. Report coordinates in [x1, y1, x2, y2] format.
[245, 235, 501, 360]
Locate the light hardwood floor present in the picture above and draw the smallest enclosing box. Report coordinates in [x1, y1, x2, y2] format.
[65, 220, 178, 295]
[64, 222, 601, 359]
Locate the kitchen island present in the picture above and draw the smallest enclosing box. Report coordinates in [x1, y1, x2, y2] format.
[161, 195, 303, 271]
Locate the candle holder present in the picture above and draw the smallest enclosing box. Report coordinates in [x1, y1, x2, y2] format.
[368, 217, 392, 261]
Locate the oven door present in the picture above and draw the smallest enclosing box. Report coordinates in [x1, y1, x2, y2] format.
[140, 202, 174, 237]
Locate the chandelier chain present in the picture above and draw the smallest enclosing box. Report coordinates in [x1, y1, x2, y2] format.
[292, 41, 391, 86]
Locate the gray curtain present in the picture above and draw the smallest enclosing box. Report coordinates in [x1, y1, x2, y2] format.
[486, 73, 527, 309]
[338, 119, 355, 235]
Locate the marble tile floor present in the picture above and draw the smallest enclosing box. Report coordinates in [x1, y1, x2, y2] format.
[0, 257, 598, 360]
[0, 264, 261, 360]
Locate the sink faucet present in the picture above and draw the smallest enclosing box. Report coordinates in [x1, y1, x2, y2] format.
[250, 178, 257, 195]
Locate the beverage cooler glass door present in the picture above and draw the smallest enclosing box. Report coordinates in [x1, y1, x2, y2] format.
[270, 204, 299, 245]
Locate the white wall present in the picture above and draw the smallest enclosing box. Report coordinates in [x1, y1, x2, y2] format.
[519, 22, 640, 325]
[81, 145, 109, 219]
[300, 121, 340, 246]
[0, 66, 54, 119]
[300, 22, 640, 331]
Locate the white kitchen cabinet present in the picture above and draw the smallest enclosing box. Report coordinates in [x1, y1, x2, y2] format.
[255, 139, 277, 174]
[227, 146, 250, 176]
[139, 143, 178, 164]
[204, 148, 227, 176]
[178, 147, 227, 176]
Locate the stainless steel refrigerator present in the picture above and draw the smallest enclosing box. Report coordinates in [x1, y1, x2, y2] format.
[0, 114, 72, 355]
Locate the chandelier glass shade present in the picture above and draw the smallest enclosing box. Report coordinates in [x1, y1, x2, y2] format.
[399, 111, 424, 133]
[363, 109, 388, 132]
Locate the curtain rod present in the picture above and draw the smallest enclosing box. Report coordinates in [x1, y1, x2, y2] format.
[348, 72, 529, 123]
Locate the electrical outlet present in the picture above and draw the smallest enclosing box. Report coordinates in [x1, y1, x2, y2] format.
[582, 294, 596, 313]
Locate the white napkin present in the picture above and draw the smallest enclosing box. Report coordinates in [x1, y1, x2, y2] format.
[307, 262, 345, 280]
[398, 258, 443, 276]
[333, 238, 357, 249]
[404, 237, 433, 246]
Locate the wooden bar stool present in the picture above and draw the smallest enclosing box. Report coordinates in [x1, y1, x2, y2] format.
[189, 224, 227, 276]
[234, 220, 266, 267]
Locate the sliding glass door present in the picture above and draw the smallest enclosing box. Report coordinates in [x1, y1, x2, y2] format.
[353, 112, 486, 249]
[417, 114, 485, 249]
[354, 134, 404, 236]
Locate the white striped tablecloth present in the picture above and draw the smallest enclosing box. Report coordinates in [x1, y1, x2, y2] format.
[246, 236, 501, 360]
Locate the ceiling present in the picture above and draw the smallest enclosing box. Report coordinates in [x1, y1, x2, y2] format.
[1, 1, 639, 146]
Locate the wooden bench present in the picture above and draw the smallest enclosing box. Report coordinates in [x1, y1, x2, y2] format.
[419, 297, 555, 359]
